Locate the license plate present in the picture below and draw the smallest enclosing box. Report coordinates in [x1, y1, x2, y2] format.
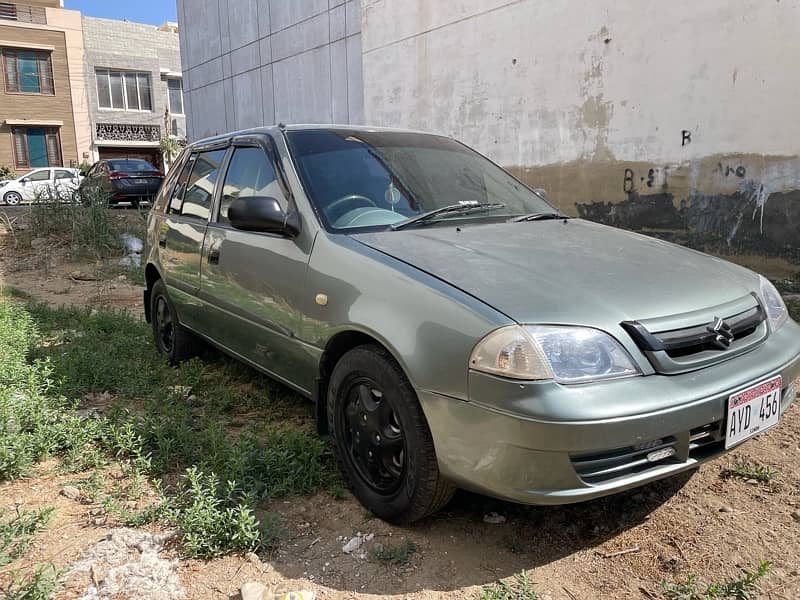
[725, 375, 782, 449]
[133, 178, 147, 185]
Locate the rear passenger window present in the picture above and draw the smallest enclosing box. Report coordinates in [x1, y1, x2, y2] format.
[54, 170, 74, 180]
[180, 149, 226, 221]
[218, 147, 284, 224]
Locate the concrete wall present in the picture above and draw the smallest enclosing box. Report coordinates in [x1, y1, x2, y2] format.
[82, 17, 185, 161]
[177, 0, 364, 141]
[362, 0, 800, 265]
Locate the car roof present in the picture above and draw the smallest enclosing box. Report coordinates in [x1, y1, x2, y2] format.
[189, 124, 451, 149]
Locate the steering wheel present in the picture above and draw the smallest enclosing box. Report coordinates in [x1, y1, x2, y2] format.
[326, 194, 377, 220]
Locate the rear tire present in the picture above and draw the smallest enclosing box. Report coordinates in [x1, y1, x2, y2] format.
[327, 344, 455, 523]
[150, 279, 197, 365]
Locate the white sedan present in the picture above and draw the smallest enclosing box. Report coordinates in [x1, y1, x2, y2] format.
[0, 167, 83, 205]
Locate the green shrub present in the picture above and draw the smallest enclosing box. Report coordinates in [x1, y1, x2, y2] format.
[166, 468, 274, 559]
[0, 165, 14, 181]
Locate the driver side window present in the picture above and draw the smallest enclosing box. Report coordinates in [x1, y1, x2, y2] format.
[27, 170, 51, 182]
[218, 147, 284, 225]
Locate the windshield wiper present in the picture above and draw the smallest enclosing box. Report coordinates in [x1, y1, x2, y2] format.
[510, 212, 570, 222]
[390, 202, 506, 231]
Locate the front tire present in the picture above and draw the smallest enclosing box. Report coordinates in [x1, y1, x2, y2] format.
[327, 345, 455, 523]
[150, 279, 197, 365]
[3, 191, 22, 206]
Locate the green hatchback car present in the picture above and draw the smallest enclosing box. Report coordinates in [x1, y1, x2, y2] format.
[144, 125, 800, 523]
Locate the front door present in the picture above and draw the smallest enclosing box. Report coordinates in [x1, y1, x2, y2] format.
[158, 148, 227, 330]
[22, 168, 53, 201]
[199, 142, 316, 392]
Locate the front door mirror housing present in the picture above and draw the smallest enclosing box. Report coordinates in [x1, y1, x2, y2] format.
[228, 196, 300, 236]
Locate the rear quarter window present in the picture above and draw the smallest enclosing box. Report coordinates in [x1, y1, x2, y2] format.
[153, 149, 190, 213]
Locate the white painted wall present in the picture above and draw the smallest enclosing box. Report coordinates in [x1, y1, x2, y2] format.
[177, 0, 364, 141]
[362, 0, 800, 167]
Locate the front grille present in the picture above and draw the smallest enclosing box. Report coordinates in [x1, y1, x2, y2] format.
[621, 294, 768, 374]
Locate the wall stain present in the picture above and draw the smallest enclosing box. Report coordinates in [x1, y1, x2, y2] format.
[509, 153, 800, 265]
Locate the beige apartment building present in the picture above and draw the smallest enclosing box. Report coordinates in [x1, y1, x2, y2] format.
[0, 0, 91, 174]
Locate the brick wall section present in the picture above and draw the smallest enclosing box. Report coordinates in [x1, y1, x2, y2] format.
[0, 24, 78, 172]
[82, 17, 185, 145]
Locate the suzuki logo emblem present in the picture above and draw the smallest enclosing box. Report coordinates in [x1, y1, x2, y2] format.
[708, 317, 735, 350]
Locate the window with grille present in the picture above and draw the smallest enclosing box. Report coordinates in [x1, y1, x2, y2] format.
[96, 69, 153, 111]
[2, 48, 54, 94]
[167, 78, 183, 115]
[12, 128, 62, 169]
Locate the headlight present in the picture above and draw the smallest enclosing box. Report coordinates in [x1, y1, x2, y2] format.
[470, 325, 640, 384]
[759, 275, 788, 331]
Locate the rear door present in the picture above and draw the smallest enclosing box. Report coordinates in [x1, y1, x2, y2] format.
[158, 147, 228, 329]
[199, 140, 315, 391]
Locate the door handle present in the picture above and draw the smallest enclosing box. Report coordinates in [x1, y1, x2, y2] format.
[158, 239, 167, 248]
[208, 248, 220, 265]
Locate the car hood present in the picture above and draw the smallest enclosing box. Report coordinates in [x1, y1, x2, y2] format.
[351, 219, 760, 326]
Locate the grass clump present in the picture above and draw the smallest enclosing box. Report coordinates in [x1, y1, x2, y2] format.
[0, 300, 106, 480]
[720, 462, 776, 484]
[0, 507, 54, 566]
[1, 564, 60, 600]
[662, 561, 770, 600]
[479, 571, 539, 600]
[1, 291, 335, 562]
[370, 540, 417, 565]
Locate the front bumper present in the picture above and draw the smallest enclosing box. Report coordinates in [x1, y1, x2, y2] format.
[419, 320, 800, 505]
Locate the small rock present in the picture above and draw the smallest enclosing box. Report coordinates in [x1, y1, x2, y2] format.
[240, 581, 266, 600]
[719, 505, 734, 513]
[791, 510, 800, 523]
[342, 535, 364, 554]
[274, 592, 315, 600]
[245, 551, 260, 564]
[746, 478, 759, 485]
[483, 512, 506, 524]
[116, 275, 127, 281]
[60, 485, 81, 500]
[70, 270, 98, 281]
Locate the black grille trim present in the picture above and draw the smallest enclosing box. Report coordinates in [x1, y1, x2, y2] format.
[621, 294, 765, 355]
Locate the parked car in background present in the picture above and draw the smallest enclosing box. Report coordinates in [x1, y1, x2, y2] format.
[0, 168, 82, 205]
[143, 125, 800, 524]
[79, 159, 164, 207]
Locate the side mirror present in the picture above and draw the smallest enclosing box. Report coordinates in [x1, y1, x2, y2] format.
[20, 178, 28, 185]
[228, 196, 300, 236]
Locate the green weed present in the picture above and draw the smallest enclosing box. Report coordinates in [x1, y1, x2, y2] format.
[479, 571, 539, 600]
[1, 564, 60, 600]
[370, 540, 417, 565]
[720, 462, 776, 484]
[165, 468, 276, 559]
[0, 507, 54, 566]
[662, 560, 770, 600]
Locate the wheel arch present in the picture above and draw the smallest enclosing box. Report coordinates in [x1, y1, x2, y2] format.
[143, 262, 162, 323]
[315, 328, 409, 436]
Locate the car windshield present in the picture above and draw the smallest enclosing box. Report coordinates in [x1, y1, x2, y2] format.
[286, 129, 553, 231]
[108, 159, 156, 172]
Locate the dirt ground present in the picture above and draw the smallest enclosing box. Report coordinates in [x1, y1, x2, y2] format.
[1, 205, 799, 599]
